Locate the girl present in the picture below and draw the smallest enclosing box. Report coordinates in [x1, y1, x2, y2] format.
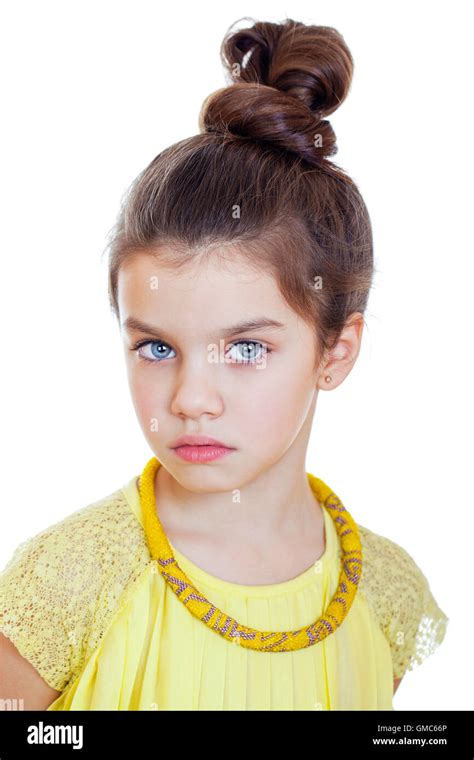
[0, 17, 448, 711]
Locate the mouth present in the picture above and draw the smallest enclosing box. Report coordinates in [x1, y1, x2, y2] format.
[171, 443, 236, 463]
[170, 434, 232, 448]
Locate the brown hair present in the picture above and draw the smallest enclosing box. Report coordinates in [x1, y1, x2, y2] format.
[105, 17, 374, 370]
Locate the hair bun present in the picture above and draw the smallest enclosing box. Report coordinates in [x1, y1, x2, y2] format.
[198, 17, 354, 166]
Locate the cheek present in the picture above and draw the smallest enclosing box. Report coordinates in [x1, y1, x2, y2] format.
[127, 368, 165, 428]
[234, 363, 315, 442]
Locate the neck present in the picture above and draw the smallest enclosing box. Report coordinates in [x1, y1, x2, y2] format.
[149, 451, 322, 546]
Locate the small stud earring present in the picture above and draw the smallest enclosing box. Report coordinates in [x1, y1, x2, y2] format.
[325, 375, 332, 383]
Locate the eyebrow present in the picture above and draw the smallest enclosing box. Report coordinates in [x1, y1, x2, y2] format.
[121, 316, 287, 340]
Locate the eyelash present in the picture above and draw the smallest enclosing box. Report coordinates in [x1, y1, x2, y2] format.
[130, 338, 272, 366]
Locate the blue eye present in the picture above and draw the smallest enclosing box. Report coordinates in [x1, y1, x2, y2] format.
[131, 340, 176, 363]
[225, 341, 269, 364]
[130, 339, 271, 365]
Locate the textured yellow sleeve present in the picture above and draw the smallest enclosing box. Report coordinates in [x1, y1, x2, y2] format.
[0, 526, 78, 691]
[0, 488, 151, 692]
[358, 525, 449, 680]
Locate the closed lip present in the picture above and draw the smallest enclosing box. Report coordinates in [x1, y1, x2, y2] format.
[171, 434, 233, 448]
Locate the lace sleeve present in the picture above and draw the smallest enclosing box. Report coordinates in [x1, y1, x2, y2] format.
[0, 527, 78, 692]
[358, 526, 449, 680]
[0, 488, 151, 693]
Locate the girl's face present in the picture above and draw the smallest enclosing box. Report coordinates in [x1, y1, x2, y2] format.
[117, 250, 322, 491]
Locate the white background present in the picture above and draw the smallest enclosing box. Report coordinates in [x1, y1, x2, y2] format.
[1, 0, 471, 710]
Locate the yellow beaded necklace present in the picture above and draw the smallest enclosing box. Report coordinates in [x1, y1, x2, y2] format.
[138, 455, 362, 652]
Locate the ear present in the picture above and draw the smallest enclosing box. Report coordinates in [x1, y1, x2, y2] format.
[317, 312, 365, 391]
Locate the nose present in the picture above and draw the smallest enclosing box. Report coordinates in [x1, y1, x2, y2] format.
[170, 352, 224, 420]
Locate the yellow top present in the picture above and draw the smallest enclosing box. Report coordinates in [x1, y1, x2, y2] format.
[0, 470, 448, 710]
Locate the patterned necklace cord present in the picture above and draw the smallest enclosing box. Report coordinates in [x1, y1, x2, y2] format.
[139, 456, 363, 652]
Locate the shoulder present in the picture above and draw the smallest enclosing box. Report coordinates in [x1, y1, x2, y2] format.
[355, 521, 449, 679]
[2, 486, 150, 591]
[356, 522, 430, 628]
[357, 521, 424, 592]
[0, 485, 151, 691]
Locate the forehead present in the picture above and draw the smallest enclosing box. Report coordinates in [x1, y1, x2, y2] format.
[117, 250, 290, 324]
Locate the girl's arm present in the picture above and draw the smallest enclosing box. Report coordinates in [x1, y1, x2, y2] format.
[0, 632, 61, 710]
[393, 676, 403, 694]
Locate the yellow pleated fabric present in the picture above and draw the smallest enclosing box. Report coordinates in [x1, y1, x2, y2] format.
[44, 475, 395, 711]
